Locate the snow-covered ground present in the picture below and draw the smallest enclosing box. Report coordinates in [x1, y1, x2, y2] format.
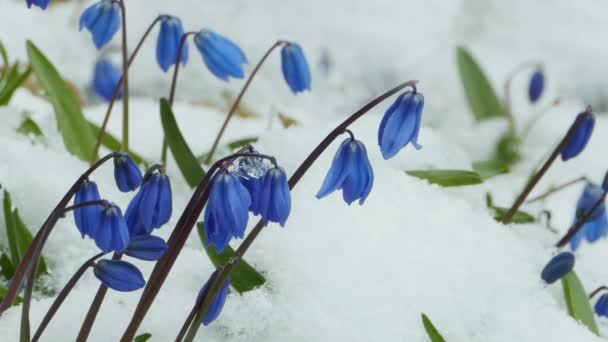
[1, 0, 608, 341]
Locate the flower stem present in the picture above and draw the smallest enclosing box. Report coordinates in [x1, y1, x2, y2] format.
[117, 0, 130, 152]
[525, 176, 589, 203]
[589, 286, 608, 299]
[555, 191, 607, 248]
[204, 40, 287, 165]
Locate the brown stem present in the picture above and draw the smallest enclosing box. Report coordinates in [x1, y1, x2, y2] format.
[590, 286, 608, 299]
[555, 191, 607, 248]
[117, 0, 130, 152]
[526, 176, 589, 203]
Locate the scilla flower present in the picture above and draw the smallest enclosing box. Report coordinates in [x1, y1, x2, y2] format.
[570, 183, 608, 250]
[113, 153, 142, 192]
[595, 294, 608, 318]
[124, 235, 167, 261]
[317, 138, 374, 205]
[281, 43, 311, 93]
[540, 252, 575, 284]
[256, 167, 291, 226]
[89, 203, 130, 253]
[26, 0, 51, 9]
[204, 170, 251, 252]
[198, 275, 231, 326]
[93, 59, 122, 102]
[125, 171, 172, 236]
[156, 15, 188, 72]
[74, 180, 102, 238]
[93, 259, 145, 292]
[528, 69, 544, 103]
[194, 29, 247, 81]
[561, 108, 595, 161]
[378, 90, 424, 159]
[79, 0, 121, 49]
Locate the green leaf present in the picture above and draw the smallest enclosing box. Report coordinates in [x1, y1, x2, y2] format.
[26, 40, 96, 161]
[197, 223, 265, 293]
[0, 285, 23, 306]
[406, 170, 483, 187]
[87, 121, 146, 166]
[485, 193, 535, 224]
[421, 313, 447, 342]
[456, 47, 505, 121]
[159, 98, 206, 187]
[0, 252, 14, 279]
[17, 117, 44, 137]
[493, 130, 521, 166]
[472, 159, 510, 179]
[14, 209, 46, 277]
[561, 272, 599, 335]
[0, 64, 31, 106]
[134, 333, 152, 342]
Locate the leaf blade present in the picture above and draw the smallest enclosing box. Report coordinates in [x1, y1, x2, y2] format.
[421, 313, 447, 342]
[406, 169, 483, 187]
[562, 271, 599, 335]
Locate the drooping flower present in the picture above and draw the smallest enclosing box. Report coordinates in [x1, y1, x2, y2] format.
[26, 0, 51, 9]
[570, 183, 607, 250]
[528, 69, 544, 103]
[378, 90, 424, 159]
[204, 170, 251, 252]
[125, 172, 172, 236]
[198, 275, 231, 326]
[89, 204, 130, 253]
[281, 43, 311, 93]
[561, 109, 595, 161]
[124, 235, 167, 261]
[193, 29, 247, 81]
[317, 138, 374, 205]
[93, 59, 122, 102]
[73, 180, 102, 238]
[79, 0, 121, 49]
[255, 167, 291, 226]
[240, 176, 263, 215]
[156, 15, 188, 72]
[93, 259, 145, 292]
[595, 293, 608, 317]
[113, 153, 142, 192]
[235, 154, 272, 215]
[540, 252, 575, 284]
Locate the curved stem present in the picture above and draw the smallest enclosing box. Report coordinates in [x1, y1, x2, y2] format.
[590, 286, 608, 299]
[526, 176, 589, 203]
[520, 98, 561, 142]
[117, 0, 130, 151]
[31, 253, 104, 342]
[503, 60, 543, 116]
[204, 40, 287, 164]
[555, 191, 608, 248]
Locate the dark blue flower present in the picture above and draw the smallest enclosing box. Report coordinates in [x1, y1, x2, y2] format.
[93, 59, 122, 102]
[540, 252, 575, 284]
[124, 235, 167, 261]
[595, 294, 608, 317]
[561, 110, 595, 161]
[281, 43, 311, 93]
[156, 15, 188, 72]
[193, 29, 247, 81]
[602, 172, 608, 192]
[317, 138, 374, 205]
[198, 275, 231, 326]
[89, 204, 130, 253]
[26, 0, 51, 9]
[93, 259, 145, 292]
[528, 69, 544, 103]
[256, 167, 291, 226]
[113, 153, 142, 192]
[240, 176, 263, 215]
[570, 183, 607, 250]
[79, 0, 121, 49]
[73, 180, 102, 238]
[378, 91, 424, 159]
[204, 170, 251, 252]
[125, 172, 172, 236]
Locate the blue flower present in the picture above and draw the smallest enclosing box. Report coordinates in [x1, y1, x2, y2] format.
[317, 138, 374, 205]
[73, 180, 102, 238]
[26, 0, 51, 9]
[240, 176, 263, 215]
[528, 69, 544, 103]
[124, 235, 167, 261]
[125, 172, 172, 236]
[570, 183, 607, 250]
[198, 275, 231, 326]
[204, 170, 251, 252]
[595, 294, 608, 317]
[156, 15, 188, 72]
[281, 43, 311, 93]
[93, 59, 122, 102]
[79, 0, 121, 49]
[540, 252, 575, 284]
[93, 259, 145, 292]
[113, 153, 142, 192]
[561, 110, 595, 161]
[255, 167, 291, 226]
[378, 91, 424, 159]
[89, 204, 130, 253]
[194, 29, 247, 81]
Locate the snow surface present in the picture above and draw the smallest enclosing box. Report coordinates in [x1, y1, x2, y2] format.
[1, 0, 608, 341]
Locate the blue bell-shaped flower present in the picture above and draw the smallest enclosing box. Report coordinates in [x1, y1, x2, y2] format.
[570, 183, 607, 250]
[125, 172, 172, 236]
[156, 15, 188, 72]
[93, 259, 145, 292]
[113, 153, 142, 192]
[240, 176, 263, 215]
[204, 170, 251, 252]
[256, 167, 291, 226]
[561, 109, 595, 161]
[528, 69, 544, 103]
[26, 0, 51, 9]
[73, 180, 102, 238]
[540, 252, 575, 284]
[281, 43, 311, 93]
[79, 0, 121, 49]
[317, 138, 374, 205]
[193, 29, 247, 81]
[378, 90, 424, 159]
[93, 59, 122, 102]
[595, 293, 608, 318]
[124, 234, 167, 261]
[89, 204, 130, 253]
[198, 275, 231, 326]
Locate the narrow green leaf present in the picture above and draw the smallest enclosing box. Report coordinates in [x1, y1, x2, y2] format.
[26, 40, 96, 161]
[197, 223, 265, 293]
[0, 41, 9, 82]
[0, 252, 15, 279]
[14, 209, 46, 277]
[87, 121, 146, 166]
[406, 169, 483, 187]
[456, 47, 505, 121]
[17, 117, 44, 137]
[472, 160, 510, 179]
[134, 333, 152, 342]
[561, 272, 599, 335]
[421, 313, 447, 342]
[0, 285, 23, 306]
[159, 98, 206, 187]
[493, 130, 521, 166]
[491, 207, 535, 224]
[0, 64, 31, 106]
